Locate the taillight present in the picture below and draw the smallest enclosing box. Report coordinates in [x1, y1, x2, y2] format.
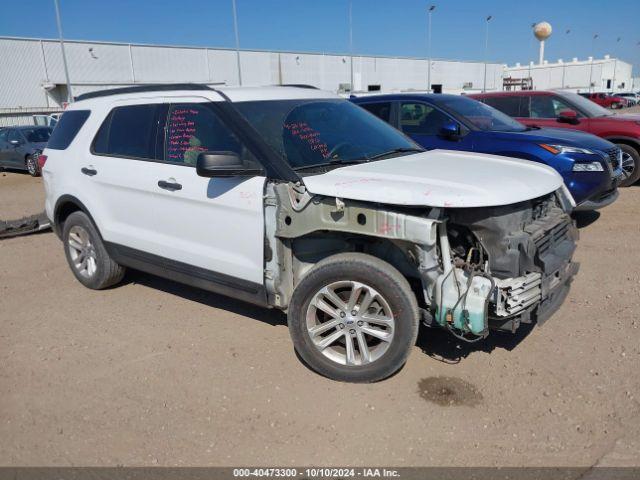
[37, 154, 48, 169]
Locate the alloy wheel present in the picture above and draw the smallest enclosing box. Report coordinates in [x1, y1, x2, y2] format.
[67, 225, 98, 278]
[305, 280, 395, 366]
[26, 156, 37, 176]
[621, 151, 636, 181]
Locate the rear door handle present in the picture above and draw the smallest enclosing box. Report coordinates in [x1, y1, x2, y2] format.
[81, 167, 97, 176]
[158, 180, 182, 191]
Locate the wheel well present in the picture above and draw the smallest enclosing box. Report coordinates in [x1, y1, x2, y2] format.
[607, 138, 640, 154]
[55, 201, 82, 227]
[290, 232, 424, 303]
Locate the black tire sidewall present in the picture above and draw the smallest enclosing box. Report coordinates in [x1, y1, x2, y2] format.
[25, 155, 39, 177]
[62, 211, 118, 289]
[288, 254, 419, 383]
[617, 144, 640, 187]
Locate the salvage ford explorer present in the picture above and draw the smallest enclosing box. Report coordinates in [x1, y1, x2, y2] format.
[41, 84, 579, 383]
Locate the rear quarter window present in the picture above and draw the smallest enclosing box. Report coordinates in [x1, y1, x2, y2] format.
[92, 104, 162, 160]
[47, 110, 91, 150]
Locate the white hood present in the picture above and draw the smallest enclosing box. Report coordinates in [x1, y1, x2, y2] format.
[302, 149, 563, 208]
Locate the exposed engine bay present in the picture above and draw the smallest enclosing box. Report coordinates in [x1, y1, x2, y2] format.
[264, 182, 579, 342]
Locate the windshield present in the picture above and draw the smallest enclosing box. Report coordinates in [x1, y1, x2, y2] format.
[556, 91, 613, 117]
[23, 127, 52, 143]
[438, 95, 527, 132]
[233, 99, 421, 170]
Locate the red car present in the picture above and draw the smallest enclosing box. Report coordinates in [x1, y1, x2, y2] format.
[578, 92, 628, 109]
[469, 90, 640, 186]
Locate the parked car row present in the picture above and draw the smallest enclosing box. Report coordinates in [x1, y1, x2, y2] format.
[577, 91, 640, 109]
[469, 89, 640, 186]
[352, 93, 623, 210]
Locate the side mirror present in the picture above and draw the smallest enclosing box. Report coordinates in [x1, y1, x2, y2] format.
[440, 120, 461, 139]
[557, 109, 579, 125]
[196, 151, 261, 178]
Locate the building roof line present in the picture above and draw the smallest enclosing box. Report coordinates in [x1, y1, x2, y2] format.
[0, 35, 504, 65]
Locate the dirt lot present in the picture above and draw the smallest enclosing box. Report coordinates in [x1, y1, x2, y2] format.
[1, 169, 639, 468]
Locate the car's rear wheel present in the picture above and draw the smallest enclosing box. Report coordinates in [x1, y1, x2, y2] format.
[287, 253, 419, 383]
[617, 144, 640, 187]
[25, 155, 39, 177]
[62, 211, 126, 289]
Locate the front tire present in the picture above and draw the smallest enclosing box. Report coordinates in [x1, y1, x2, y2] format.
[62, 211, 126, 289]
[617, 144, 640, 187]
[288, 253, 419, 383]
[25, 155, 39, 177]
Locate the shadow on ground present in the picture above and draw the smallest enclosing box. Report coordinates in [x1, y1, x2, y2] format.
[125, 270, 287, 327]
[416, 322, 535, 364]
[125, 271, 537, 368]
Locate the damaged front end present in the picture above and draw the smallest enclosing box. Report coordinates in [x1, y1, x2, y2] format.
[265, 181, 578, 342]
[440, 191, 579, 338]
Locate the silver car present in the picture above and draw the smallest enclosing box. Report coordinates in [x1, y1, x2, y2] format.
[0, 126, 52, 176]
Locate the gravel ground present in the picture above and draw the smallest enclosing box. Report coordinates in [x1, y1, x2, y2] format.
[0, 169, 639, 468]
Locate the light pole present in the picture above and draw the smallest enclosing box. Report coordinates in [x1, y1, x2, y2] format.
[562, 29, 570, 88]
[528, 22, 536, 82]
[53, 0, 72, 103]
[612, 37, 621, 93]
[231, 0, 242, 86]
[589, 33, 598, 92]
[427, 5, 435, 92]
[483, 15, 492, 92]
[349, 0, 354, 91]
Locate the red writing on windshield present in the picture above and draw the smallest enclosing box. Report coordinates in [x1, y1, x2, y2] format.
[284, 121, 330, 159]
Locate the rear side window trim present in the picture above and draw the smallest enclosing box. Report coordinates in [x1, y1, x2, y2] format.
[45, 110, 91, 150]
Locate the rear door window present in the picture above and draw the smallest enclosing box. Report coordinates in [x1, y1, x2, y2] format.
[47, 110, 91, 150]
[360, 102, 392, 123]
[482, 96, 524, 117]
[400, 102, 451, 136]
[93, 105, 161, 159]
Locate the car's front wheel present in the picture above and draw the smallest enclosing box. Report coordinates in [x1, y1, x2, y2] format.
[288, 253, 419, 383]
[62, 211, 126, 289]
[617, 144, 640, 187]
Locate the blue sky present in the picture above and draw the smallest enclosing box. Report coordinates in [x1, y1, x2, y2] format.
[1, 0, 639, 70]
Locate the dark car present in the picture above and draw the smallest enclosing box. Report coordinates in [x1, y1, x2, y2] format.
[469, 90, 640, 186]
[352, 93, 621, 211]
[0, 126, 52, 176]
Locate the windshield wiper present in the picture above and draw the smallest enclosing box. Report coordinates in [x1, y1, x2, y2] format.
[293, 158, 369, 172]
[367, 147, 424, 161]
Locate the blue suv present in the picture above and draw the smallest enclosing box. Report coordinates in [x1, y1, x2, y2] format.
[351, 94, 622, 210]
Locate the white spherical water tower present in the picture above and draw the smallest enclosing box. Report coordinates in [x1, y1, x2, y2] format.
[533, 22, 552, 65]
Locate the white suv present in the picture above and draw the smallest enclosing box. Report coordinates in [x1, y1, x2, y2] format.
[41, 84, 578, 382]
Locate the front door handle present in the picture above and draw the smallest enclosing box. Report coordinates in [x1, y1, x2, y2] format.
[158, 180, 182, 191]
[81, 167, 97, 176]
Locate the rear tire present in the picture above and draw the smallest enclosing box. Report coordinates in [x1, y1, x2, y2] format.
[62, 211, 125, 289]
[25, 155, 39, 177]
[617, 144, 640, 187]
[287, 253, 419, 383]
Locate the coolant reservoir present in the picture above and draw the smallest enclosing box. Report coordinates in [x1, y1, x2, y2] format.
[434, 269, 493, 335]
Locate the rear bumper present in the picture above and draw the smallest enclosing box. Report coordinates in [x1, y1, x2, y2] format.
[574, 188, 619, 211]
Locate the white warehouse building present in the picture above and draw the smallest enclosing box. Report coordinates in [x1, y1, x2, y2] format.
[0, 36, 504, 125]
[504, 56, 633, 93]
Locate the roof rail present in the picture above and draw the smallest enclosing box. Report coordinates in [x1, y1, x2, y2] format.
[278, 84, 319, 89]
[74, 83, 216, 101]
